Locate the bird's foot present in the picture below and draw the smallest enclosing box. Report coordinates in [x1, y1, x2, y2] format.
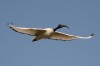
[32, 39, 38, 42]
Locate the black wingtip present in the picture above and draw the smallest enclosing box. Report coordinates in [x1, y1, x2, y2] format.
[90, 33, 94, 36]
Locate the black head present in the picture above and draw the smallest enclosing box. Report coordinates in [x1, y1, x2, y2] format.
[54, 24, 69, 31]
[58, 24, 69, 29]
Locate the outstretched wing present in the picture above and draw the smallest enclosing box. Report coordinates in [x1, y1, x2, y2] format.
[9, 24, 46, 36]
[49, 31, 94, 41]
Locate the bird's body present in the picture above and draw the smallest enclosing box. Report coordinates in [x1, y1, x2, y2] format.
[9, 24, 94, 42]
[44, 28, 54, 36]
[32, 28, 54, 41]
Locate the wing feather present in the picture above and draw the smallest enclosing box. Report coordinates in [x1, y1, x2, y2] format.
[49, 31, 94, 41]
[9, 24, 46, 36]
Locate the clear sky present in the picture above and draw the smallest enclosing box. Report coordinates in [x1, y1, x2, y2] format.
[0, 0, 99, 66]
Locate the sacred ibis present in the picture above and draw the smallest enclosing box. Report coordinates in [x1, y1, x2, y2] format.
[8, 24, 94, 42]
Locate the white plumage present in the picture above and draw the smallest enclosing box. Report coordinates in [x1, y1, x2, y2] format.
[9, 24, 94, 42]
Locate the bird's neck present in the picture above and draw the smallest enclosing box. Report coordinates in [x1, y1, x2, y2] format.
[54, 26, 60, 31]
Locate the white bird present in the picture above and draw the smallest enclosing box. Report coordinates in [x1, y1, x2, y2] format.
[8, 24, 94, 42]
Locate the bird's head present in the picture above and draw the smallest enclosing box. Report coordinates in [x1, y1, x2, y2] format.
[58, 24, 69, 29]
[54, 24, 69, 31]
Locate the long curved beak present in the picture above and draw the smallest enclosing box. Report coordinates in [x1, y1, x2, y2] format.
[63, 25, 70, 29]
[63, 25, 69, 29]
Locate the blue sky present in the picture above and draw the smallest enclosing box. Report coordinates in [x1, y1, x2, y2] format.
[0, 0, 100, 66]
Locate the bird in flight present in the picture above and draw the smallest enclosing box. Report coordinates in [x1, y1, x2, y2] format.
[8, 23, 94, 42]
